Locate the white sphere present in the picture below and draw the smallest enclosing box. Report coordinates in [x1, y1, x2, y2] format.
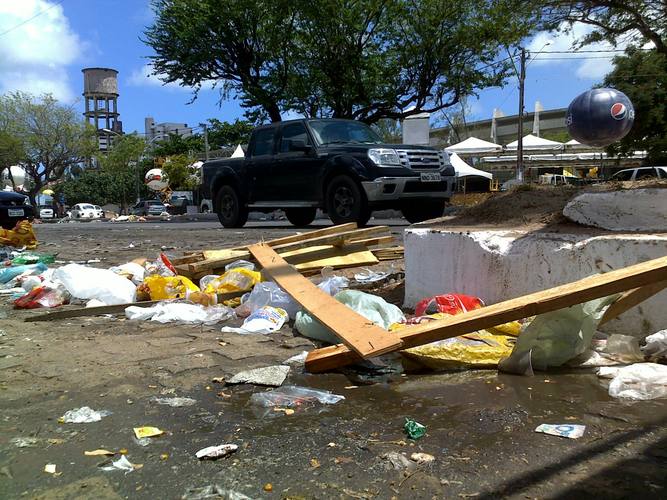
[145, 168, 169, 191]
[2, 165, 26, 186]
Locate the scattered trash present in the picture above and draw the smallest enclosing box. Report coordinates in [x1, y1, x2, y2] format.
[603, 334, 644, 363]
[109, 262, 146, 284]
[263, 483, 273, 492]
[224, 260, 255, 272]
[410, 452, 435, 464]
[11, 252, 55, 265]
[404, 418, 426, 440]
[235, 281, 299, 319]
[642, 330, 667, 361]
[415, 293, 484, 316]
[133, 426, 164, 439]
[296, 290, 404, 344]
[354, 268, 389, 284]
[43, 463, 57, 474]
[317, 275, 349, 296]
[227, 365, 290, 387]
[201, 268, 262, 295]
[597, 363, 667, 400]
[11, 437, 39, 448]
[14, 285, 70, 309]
[141, 274, 199, 300]
[381, 451, 414, 470]
[273, 407, 295, 415]
[535, 424, 586, 439]
[53, 264, 136, 305]
[250, 385, 345, 408]
[84, 449, 115, 456]
[0, 263, 48, 284]
[181, 485, 252, 500]
[195, 443, 238, 460]
[100, 455, 142, 474]
[220, 306, 287, 335]
[0, 221, 38, 249]
[61, 406, 112, 423]
[151, 396, 197, 407]
[211, 376, 225, 384]
[126, 302, 234, 325]
[283, 351, 308, 367]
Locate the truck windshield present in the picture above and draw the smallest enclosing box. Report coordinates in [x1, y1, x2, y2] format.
[309, 120, 382, 145]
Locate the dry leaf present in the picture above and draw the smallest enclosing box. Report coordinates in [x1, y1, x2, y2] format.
[335, 456, 353, 464]
[310, 458, 321, 468]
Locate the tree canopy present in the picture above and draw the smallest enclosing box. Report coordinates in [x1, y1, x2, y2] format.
[145, 0, 540, 123]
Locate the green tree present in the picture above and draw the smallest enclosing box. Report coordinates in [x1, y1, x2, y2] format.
[0, 92, 97, 204]
[145, 0, 540, 123]
[604, 48, 667, 162]
[372, 119, 402, 144]
[151, 133, 204, 158]
[98, 134, 147, 212]
[0, 130, 24, 188]
[206, 118, 254, 148]
[161, 154, 199, 190]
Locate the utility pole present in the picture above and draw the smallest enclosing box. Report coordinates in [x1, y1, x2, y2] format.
[202, 124, 210, 161]
[516, 47, 526, 183]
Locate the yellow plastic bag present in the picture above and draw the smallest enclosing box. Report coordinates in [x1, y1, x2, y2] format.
[143, 275, 199, 300]
[0, 220, 37, 249]
[203, 268, 262, 294]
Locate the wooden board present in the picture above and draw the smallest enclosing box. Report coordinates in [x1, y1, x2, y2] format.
[599, 279, 667, 326]
[248, 243, 403, 358]
[305, 255, 667, 372]
[280, 243, 379, 272]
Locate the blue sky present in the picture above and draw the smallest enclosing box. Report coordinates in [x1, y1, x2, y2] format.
[0, 0, 624, 134]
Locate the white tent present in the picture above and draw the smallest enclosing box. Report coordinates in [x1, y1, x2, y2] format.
[445, 137, 502, 154]
[449, 153, 493, 179]
[231, 144, 245, 158]
[506, 134, 563, 151]
[564, 139, 593, 150]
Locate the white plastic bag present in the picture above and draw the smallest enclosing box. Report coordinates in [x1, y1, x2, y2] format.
[53, 264, 136, 305]
[110, 262, 146, 285]
[598, 363, 667, 400]
[317, 275, 349, 296]
[220, 306, 288, 335]
[61, 406, 112, 423]
[224, 260, 255, 272]
[125, 302, 234, 325]
[235, 282, 300, 319]
[642, 330, 667, 360]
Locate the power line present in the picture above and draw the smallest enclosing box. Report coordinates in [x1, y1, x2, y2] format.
[532, 55, 617, 60]
[540, 48, 654, 54]
[0, 0, 66, 38]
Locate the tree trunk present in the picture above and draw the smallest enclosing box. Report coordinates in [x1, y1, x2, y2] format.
[266, 103, 282, 123]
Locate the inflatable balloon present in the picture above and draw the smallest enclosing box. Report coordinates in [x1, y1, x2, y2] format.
[145, 168, 169, 191]
[566, 88, 634, 147]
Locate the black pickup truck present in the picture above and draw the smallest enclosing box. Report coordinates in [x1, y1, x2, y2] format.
[201, 118, 455, 227]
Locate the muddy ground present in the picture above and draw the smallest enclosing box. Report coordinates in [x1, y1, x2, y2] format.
[1, 220, 666, 499]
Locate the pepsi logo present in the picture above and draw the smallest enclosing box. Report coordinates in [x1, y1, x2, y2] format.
[610, 102, 627, 120]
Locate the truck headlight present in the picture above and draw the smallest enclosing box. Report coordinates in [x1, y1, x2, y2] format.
[368, 148, 401, 166]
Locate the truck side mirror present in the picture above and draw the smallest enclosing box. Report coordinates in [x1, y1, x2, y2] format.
[289, 139, 312, 153]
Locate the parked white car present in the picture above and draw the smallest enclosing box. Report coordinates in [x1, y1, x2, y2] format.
[70, 203, 101, 219]
[611, 166, 667, 181]
[38, 206, 55, 219]
[94, 205, 104, 218]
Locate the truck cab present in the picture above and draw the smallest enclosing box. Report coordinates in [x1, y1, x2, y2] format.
[201, 118, 455, 227]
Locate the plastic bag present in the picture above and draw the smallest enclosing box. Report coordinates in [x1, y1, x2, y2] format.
[142, 275, 199, 300]
[224, 260, 255, 272]
[11, 252, 55, 265]
[598, 363, 667, 400]
[415, 293, 484, 316]
[203, 268, 261, 294]
[295, 290, 404, 344]
[317, 275, 349, 296]
[53, 264, 136, 305]
[499, 295, 618, 374]
[144, 253, 176, 277]
[250, 385, 345, 407]
[603, 334, 644, 363]
[126, 302, 234, 325]
[0, 220, 37, 249]
[110, 262, 146, 285]
[220, 306, 287, 335]
[235, 282, 300, 319]
[61, 406, 112, 423]
[0, 263, 48, 284]
[642, 330, 667, 361]
[14, 285, 70, 309]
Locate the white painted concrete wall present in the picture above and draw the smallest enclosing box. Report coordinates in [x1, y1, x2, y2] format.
[563, 188, 667, 232]
[404, 228, 667, 338]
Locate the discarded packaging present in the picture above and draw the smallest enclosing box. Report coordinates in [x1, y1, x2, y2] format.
[181, 485, 252, 500]
[283, 351, 309, 366]
[151, 396, 197, 407]
[133, 426, 164, 439]
[12, 252, 56, 265]
[100, 455, 142, 474]
[220, 306, 287, 335]
[317, 275, 349, 296]
[597, 363, 667, 400]
[353, 268, 389, 284]
[53, 264, 136, 305]
[415, 293, 484, 316]
[224, 259, 255, 272]
[44, 463, 57, 474]
[604, 334, 644, 363]
[642, 330, 667, 361]
[126, 302, 234, 325]
[61, 406, 112, 423]
[0, 221, 38, 249]
[141, 274, 199, 300]
[14, 285, 70, 309]
[295, 290, 404, 344]
[195, 443, 238, 460]
[535, 424, 586, 439]
[202, 268, 261, 294]
[235, 281, 300, 319]
[404, 418, 426, 440]
[227, 365, 290, 387]
[109, 262, 145, 284]
[382, 451, 414, 470]
[410, 452, 435, 464]
[0, 263, 48, 284]
[250, 385, 345, 408]
[85, 449, 115, 456]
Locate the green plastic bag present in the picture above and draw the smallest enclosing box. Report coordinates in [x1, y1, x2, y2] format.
[12, 253, 56, 265]
[404, 418, 426, 440]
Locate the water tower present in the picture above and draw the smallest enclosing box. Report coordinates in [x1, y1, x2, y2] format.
[82, 67, 122, 151]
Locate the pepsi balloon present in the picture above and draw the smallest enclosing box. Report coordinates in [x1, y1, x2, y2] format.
[566, 88, 634, 147]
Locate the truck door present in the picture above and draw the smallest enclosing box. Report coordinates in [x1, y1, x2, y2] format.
[274, 122, 320, 201]
[246, 127, 277, 201]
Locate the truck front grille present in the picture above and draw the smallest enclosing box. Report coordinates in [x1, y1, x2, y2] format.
[396, 149, 445, 171]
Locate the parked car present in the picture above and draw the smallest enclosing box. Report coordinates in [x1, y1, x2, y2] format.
[94, 205, 104, 218]
[0, 191, 35, 229]
[166, 197, 189, 215]
[38, 205, 55, 219]
[201, 118, 455, 227]
[130, 199, 167, 216]
[70, 203, 101, 219]
[611, 166, 667, 181]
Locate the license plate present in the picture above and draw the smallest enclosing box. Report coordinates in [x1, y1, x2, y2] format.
[420, 172, 441, 182]
[8, 208, 24, 217]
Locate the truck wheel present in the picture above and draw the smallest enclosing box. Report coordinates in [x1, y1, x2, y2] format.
[285, 207, 316, 227]
[215, 185, 248, 228]
[401, 200, 446, 224]
[325, 175, 371, 226]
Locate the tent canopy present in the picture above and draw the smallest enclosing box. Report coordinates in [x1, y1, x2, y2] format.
[564, 139, 593, 150]
[506, 134, 563, 151]
[231, 144, 245, 158]
[449, 153, 493, 179]
[445, 136, 502, 154]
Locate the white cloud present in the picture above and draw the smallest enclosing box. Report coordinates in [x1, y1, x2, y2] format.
[127, 63, 189, 91]
[0, 0, 84, 102]
[527, 22, 629, 80]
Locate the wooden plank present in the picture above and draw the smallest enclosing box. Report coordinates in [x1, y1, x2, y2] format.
[248, 243, 403, 358]
[347, 235, 395, 248]
[25, 290, 247, 322]
[190, 226, 388, 275]
[282, 243, 379, 272]
[599, 279, 667, 326]
[305, 255, 667, 372]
